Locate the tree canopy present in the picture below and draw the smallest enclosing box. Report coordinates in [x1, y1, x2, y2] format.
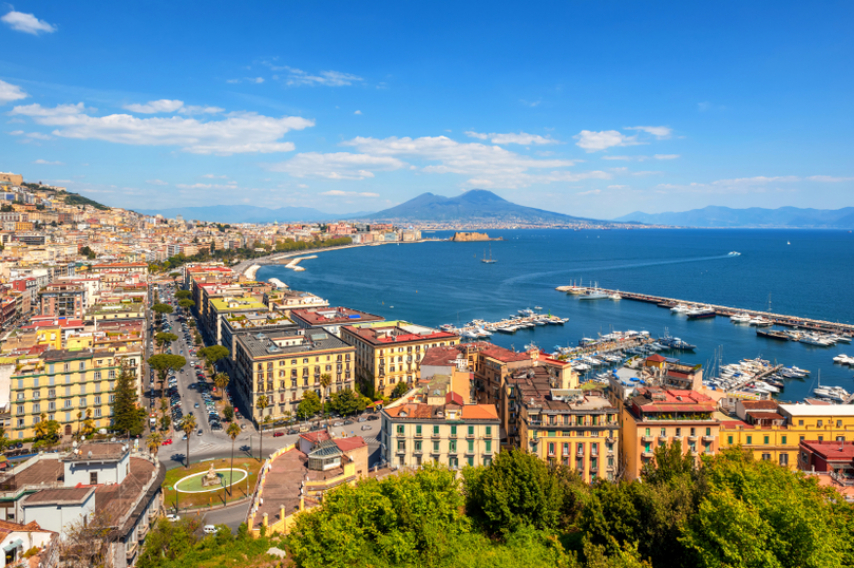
[112, 367, 145, 437]
[296, 391, 322, 420]
[198, 345, 229, 368]
[147, 354, 187, 384]
[174, 290, 192, 300]
[328, 388, 369, 416]
[151, 303, 173, 316]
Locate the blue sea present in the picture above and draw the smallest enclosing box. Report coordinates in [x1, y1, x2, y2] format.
[258, 229, 854, 402]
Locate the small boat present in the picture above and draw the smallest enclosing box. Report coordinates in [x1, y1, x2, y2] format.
[497, 326, 517, 333]
[609, 291, 622, 301]
[534, 306, 543, 310]
[670, 304, 690, 314]
[687, 306, 716, 320]
[727, 251, 741, 256]
[730, 313, 752, 324]
[749, 317, 773, 327]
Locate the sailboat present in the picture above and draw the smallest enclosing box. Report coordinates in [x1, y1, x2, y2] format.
[481, 244, 496, 264]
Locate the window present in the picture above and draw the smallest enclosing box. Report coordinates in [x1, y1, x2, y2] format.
[818, 420, 823, 427]
[415, 425, 422, 435]
[433, 441, 440, 453]
[705, 427, 711, 436]
[764, 435, 769, 445]
[644, 427, 650, 436]
[433, 425, 439, 435]
[837, 436, 845, 442]
[468, 425, 474, 436]
[660, 427, 666, 437]
[414, 441, 422, 452]
[798, 420, 804, 426]
[781, 436, 787, 445]
[449, 440, 457, 453]
[395, 424, 404, 435]
[450, 425, 457, 437]
[727, 436, 733, 445]
[746, 435, 752, 444]
[838, 420, 843, 428]
[779, 453, 788, 466]
[761, 453, 771, 461]
[485, 440, 492, 453]
[485, 426, 492, 437]
[90, 472, 98, 485]
[396, 440, 405, 451]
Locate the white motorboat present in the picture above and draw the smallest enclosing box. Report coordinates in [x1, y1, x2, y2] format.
[749, 317, 773, 327]
[730, 313, 752, 324]
[670, 304, 690, 313]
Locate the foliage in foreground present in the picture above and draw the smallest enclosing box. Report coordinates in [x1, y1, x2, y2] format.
[137, 446, 854, 568]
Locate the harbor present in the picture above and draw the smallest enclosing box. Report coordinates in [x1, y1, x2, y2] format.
[557, 285, 854, 337]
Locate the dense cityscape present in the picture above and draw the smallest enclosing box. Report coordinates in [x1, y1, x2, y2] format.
[0, 168, 846, 568]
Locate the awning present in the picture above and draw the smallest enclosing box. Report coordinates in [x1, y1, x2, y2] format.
[2, 538, 22, 552]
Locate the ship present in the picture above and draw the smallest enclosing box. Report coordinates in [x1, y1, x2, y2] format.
[579, 283, 609, 300]
[481, 244, 496, 264]
[686, 306, 716, 320]
[756, 328, 789, 341]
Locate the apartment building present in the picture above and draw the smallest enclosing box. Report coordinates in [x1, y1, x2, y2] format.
[381, 392, 499, 469]
[720, 403, 854, 469]
[290, 306, 384, 338]
[39, 283, 85, 319]
[232, 329, 355, 425]
[621, 387, 719, 479]
[340, 321, 460, 397]
[509, 368, 619, 481]
[10, 349, 142, 439]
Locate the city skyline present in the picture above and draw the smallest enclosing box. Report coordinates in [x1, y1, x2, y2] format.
[2, 1, 853, 218]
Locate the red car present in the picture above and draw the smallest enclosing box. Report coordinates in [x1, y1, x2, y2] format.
[273, 432, 284, 437]
[161, 438, 173, 446]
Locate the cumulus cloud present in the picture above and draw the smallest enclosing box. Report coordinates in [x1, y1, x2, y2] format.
[654, 154, 679, 160]
[625, 126, 672, 139]
[354, 110, 362, 115]
[343, 135, 605, 188]
[1, 10, 56, 34]
[320, 190, 379, 197]
[33, 159, 62, 165]
[268, 152, 406, 180]
[10, 103, 314, 155]
[576, 189, 601, 196]
[201, 174, 228, 179]
[26, 132, 52, 140]
[574, 130, 641, 152]
[146, 179, 168, 186]
[807, 175, 854, 182]
[464, 131, 558, 145]
[0, 80, 28, 105]
[123, 99, 185, 113]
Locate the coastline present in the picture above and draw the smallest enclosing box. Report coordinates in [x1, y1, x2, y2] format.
[240, 238, 442, 279]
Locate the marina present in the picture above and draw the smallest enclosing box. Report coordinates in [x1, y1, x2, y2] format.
[557, 286, 854, 337]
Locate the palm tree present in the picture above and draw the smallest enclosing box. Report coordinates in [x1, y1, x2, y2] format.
[226, 422, 241, 497]
[75, 410, 83, 439]
[180, 414, 197, 468]
[214, 372, 230, 400]
[319, 373, 332, 416]
[256, 395, 269, 462]
[146, 431, 162, 456]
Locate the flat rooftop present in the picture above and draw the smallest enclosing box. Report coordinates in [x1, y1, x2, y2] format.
[237, 329, 350, 359]
[342, 321, 458, 346]
[779, 404, 854, 417]
[290, 307, 384, 326]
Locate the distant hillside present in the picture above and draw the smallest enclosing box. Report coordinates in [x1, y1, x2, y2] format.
[361, 189, 608, 224]
[136, 205, 344, 223]
[614, 206, 854, 228]
[62, 191, 111, 211]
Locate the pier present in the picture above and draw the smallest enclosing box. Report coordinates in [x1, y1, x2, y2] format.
[557, 286, 854, 337]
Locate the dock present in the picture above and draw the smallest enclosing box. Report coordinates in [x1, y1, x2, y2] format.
[558, 287, 854, 336]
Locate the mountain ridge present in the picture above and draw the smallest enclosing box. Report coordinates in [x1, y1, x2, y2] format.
[358, 189, 610, 224]
[615, 205, 854, 228]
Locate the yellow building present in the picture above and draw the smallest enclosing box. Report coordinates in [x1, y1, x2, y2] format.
[340, 321, 460, 397]
[720, 403, 854, 469]
[10, 349, 142, 439]
[231, 328, 356, 425]
[510, 370, 619, 482]
[620, 387, 719, 480]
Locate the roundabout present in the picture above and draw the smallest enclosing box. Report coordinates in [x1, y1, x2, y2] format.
[174, 468, 248, 493]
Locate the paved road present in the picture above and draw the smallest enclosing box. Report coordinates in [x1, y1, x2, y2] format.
[148, 284, 385, 468]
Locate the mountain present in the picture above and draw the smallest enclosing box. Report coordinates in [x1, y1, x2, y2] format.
[614, 206, 854, 229]
[360, 189, 607, 224]
[135, 205, 345, 224]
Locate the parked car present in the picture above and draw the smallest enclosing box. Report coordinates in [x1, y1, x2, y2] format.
[286, 429, 299, 435]
[272, 432, 284, 437]
[357, 416, 367, 423]
[343, 420, 354, 425]
[166, 514, 180, 522]
[197, 429, 204, 436]
[367, 415, 380, 421]
[203, 524, 219, 534]
[333, 421, 344, 427]
[361, 425, 372, 431]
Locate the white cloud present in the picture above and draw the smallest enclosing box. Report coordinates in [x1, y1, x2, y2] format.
[320, 190, 379, 197]
[146, 179, 168, 186]
[654, 154, 680, 160]
[712, 175, 800, 186]
[33, 159, 62, 165]
[268, 152, 406, 180]
[201, 174, 228, 179]
[807, 175, 854, 182]
[1, 10, 56, 35]
[180, 105, 223, 115]
[283, 67, 363, 87]
[576, 189, 601, 196]
[632, 171, 662, 177]
[354, 110, 362, 115]
[8, 130, 24, 135]
[464, 131, 558, 145]
[574, 130, 640, 152]
[252, 77, 264, 84]
[26, 132, 52, 140]
[123, 99, 185, 114]
[343, 135, 605, 188]
[607, 185, 629, 190]
[10, 103, 314, 155]
[626, 126, 672, 139]
[0, 80, 28, 104]
[176, 181, 237, 190]
[601, 155, 634, 161]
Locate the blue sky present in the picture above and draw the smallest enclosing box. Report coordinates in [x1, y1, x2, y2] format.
[1, 1, 852, 218]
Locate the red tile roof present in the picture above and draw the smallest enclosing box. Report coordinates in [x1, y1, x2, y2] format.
[334, 437, 367, 453]
[299, 431, 331, 444]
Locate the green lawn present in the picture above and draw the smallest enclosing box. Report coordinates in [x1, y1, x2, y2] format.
[162, 458, 261, 512]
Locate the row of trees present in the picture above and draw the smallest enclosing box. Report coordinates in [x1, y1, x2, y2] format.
[147, 236, 353, 274]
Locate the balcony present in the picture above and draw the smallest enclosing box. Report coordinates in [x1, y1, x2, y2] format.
[413, 448, 423, 455]
[414, 432, 423, 438]
[606, 436, 616, 443]
[702, 435, 716, 442]
[431, 432, 441, 439]
[687, 435, 698, 441]
[641, 435, 654, 443]
[642, 450, 654, 458]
